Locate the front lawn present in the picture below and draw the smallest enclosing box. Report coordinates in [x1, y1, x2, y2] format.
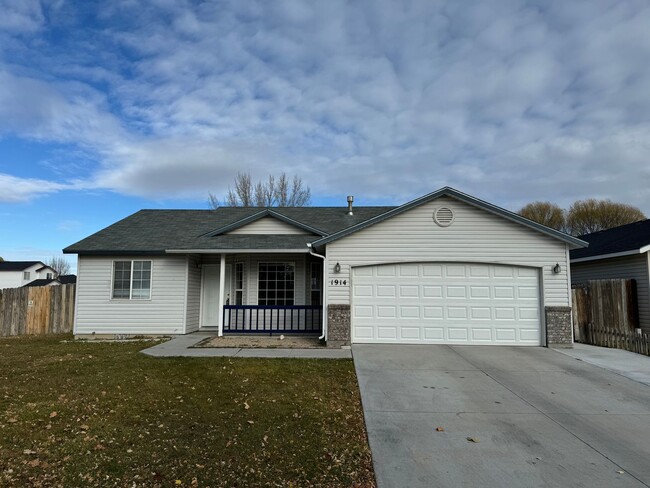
[0, 336, 375, 487]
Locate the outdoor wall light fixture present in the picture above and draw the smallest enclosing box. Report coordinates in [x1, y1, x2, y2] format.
[552, 263, 561, 274]
[334, 262, 341, 273]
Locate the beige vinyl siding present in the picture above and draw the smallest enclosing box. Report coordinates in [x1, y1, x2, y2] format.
[74, 255, 187, 335]
[227, 216, 313, 235]
[185, 254, 201, 332]
[571, 253, 650, 331]
[326, 195, 570, 308]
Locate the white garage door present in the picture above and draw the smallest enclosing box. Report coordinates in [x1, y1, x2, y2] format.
[352, 263, 541, 345]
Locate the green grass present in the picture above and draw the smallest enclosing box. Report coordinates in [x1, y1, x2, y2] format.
[0, 335, 375, 487]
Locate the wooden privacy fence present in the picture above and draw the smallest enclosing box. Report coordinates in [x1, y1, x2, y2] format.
[583, 324, 650, 357]
[572, 279, 639, 343]
[0, 284, 75, 337]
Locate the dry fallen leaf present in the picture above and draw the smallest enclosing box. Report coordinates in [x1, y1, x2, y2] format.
[49, 412, 58, 419]
[466, 437, 480, 443]
[7, 417, 18, 423]
[435, 427, 445, 432]
[244, 401, 250, 410]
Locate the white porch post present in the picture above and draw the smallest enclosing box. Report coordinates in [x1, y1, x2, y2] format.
[217, 253, 226, 336]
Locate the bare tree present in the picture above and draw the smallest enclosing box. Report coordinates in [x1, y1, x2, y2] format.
[47, 256, 71, 277]
[567, 199, 646, 235]
[209, 172, 311, 208]
[518, 202, 566, 231]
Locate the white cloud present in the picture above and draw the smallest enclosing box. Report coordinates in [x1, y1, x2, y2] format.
[0, 0, 649, 211]
[0, 173, 74, 202]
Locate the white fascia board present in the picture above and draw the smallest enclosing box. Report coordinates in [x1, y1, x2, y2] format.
[165, 249, 310, 254]
[571, 249, 643, 263]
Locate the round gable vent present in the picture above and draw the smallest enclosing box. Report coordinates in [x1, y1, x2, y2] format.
[433, 207, 455, 227]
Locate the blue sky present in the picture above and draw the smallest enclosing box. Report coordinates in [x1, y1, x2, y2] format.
[1, 0, 650, 272]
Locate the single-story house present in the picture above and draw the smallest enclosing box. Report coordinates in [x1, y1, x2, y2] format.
[63, 187, 586, 347]
[0, 261, 57, 289]
[570, 219, 650, 332]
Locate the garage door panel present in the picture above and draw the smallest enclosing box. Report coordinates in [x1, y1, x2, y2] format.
[399, 285, 419, 298]
[377, 305, 397, 318]
[448, 328, 469, 341]
[424, 327, 445, 340]
[424, 306, 443, 319]
[446, 286, 467, 298]
[352, 263, 541, 345]
[447, 307, 468, 319]
[471, 328, 492, 341]
[423, 286, 442, 298]
[469, 286, 490, 299]
[377, 285, 397, 297]
[422, 265, 442, 277]
[354, 284, 373, 297]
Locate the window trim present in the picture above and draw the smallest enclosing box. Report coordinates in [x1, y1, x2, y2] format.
[23, 271, 31, 281]
[310, 261, 322, 306]
[111, 259, 153, 300]
[257, 261, 295, 306]
[234, 262, 244, 305]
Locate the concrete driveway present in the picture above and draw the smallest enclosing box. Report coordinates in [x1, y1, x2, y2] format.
[353, 345, 650, 488]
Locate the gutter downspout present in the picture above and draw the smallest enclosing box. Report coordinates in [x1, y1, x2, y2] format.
[307, 243, 327, 341]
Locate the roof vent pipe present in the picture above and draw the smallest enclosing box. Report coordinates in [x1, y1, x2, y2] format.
[347, 195, 354, 215]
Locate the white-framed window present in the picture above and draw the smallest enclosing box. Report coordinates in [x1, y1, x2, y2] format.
[258, 262, 294, 305]
[23, 271, 30, 280]
[310, 262, 321, 305]
[234, 262, 244, 305]
[112, 260, 152, 300]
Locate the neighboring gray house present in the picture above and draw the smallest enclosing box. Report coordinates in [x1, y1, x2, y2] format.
[570, 219, 650, 332]
[63, 187, 586, 347]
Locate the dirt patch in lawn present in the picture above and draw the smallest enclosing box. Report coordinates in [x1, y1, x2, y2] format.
[194, 335, 326, 348]
[0, 334, 374, 487]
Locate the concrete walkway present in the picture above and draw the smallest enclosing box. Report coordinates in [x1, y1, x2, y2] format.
[141, 333, 351, 358]
[556, 343, 650, 386]
[354, 344, 650, 488]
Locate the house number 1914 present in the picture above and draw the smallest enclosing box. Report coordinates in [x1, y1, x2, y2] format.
[330, 279, 348, 286]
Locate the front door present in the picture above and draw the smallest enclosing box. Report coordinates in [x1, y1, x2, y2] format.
[201, 264, 232, 328]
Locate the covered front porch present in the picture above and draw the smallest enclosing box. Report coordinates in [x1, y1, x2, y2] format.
[184, 251, 324, 336]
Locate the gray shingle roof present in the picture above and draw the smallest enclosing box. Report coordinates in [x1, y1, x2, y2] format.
[570, 219, 650, 260]
[63, 207, 395, 254]
[0, 261, 44, 271]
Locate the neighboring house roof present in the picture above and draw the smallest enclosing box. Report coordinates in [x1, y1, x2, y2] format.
[312, 187, 587, 249]
[0, 261, 45, 271]
[22, 278, 60, 287]
[58, 274, 77, 284]
[63, 187, 586, 255]
[570, 219, 650, 262]
[63, 207, 394, 254]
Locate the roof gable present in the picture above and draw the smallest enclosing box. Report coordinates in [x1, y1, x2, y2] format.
[312, 187, 587, 249]
[204, 209, 325, 237]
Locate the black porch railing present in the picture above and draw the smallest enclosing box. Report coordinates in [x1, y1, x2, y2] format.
[223, 305, 323, 335]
